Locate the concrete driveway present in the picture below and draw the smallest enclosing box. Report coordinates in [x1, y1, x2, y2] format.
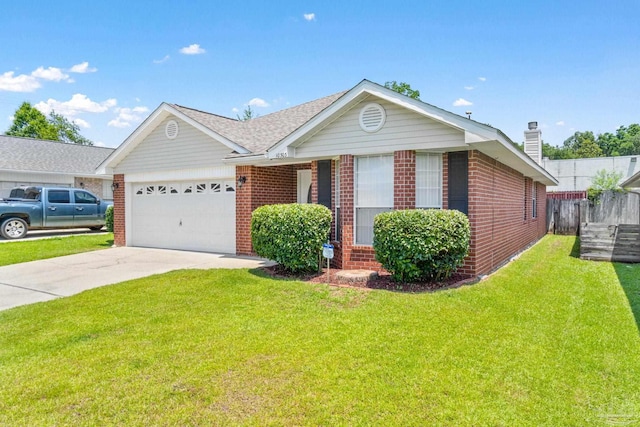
[0, 247, 274, 312]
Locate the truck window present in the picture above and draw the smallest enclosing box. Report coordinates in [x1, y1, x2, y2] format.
[74, 190, 97, 204]
[48, 190, 70, 204]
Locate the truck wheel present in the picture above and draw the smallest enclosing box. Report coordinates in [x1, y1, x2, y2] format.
[1, 218, 28, 239]
[88, 226, 104, 231]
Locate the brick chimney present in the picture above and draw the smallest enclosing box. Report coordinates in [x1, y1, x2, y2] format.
[524, 121, 542, 165]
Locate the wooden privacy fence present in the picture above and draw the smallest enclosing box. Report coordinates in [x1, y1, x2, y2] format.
[547, 191, 640, 235]
[547, 198, 581, 235]
[580, 223, 640, 262]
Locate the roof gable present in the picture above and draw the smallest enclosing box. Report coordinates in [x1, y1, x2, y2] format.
[98, 103, 250, 173]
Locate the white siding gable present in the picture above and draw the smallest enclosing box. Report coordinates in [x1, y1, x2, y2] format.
[114, 117, 233, 174]
[294, 97, 465, 158]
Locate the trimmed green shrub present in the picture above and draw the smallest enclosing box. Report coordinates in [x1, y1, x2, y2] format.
[105, 205, 114, 232]
[373, 209, 470, 282]
[251, 203, 332, 273]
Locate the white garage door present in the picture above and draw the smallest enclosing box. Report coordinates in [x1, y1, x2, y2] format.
[130, 180, 236, 253]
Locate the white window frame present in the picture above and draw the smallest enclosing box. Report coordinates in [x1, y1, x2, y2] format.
[416, 153, 443, 209]
[354, 154, 394, 246]
[532, 182, 537, 219]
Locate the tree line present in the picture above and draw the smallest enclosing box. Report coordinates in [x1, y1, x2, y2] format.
[541, 124, 640, 159]
[4, 102, 93, 145]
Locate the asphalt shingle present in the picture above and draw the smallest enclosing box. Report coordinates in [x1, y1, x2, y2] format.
[0, 136, 115, 174]
[171, 90, 347, 155]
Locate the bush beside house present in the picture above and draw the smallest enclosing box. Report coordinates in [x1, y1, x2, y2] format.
[373, 209, 470, 282]
[251, 203, 332, 273]
[105, 205, 114, 232]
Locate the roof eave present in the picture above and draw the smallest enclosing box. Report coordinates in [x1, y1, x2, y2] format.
[621, 170, 640, 189]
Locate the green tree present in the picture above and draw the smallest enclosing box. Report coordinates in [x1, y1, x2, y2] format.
[613, 124, 640, 156]
[5, 102, 93, 145]
[236, 105, 256, 121]
[49, 111, 93, 145]
[6, 102, 59, 141]
[542, 142, 572, 159]
[384, 81, 421, 100]
[575, 138, 603, 158]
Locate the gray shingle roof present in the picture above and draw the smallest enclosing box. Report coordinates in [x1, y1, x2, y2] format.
[0, 135, 115, 174]
[171, 90, 347, 154]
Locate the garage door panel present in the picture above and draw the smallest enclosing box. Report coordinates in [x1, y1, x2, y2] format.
[131, 180, 235, 253]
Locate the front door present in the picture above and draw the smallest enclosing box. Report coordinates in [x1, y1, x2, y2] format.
[297, 170, 312, 204]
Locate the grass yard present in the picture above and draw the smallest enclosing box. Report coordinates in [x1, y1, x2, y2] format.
[0, 235, 638, 425]
[0, 233, 113, 266]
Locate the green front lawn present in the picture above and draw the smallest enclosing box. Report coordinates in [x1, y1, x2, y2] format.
[0, 233, 113, 266]
[0, 235, 638, 425]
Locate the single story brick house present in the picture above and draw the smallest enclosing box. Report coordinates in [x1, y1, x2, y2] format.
[98, 80, 557, 277]
[0, 135, 114, 200]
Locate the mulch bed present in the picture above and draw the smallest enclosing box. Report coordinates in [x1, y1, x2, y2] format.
[260, 265, 476, 293]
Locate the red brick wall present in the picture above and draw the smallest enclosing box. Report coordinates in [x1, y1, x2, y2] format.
[460, 150, 547, 276]
[74, 177, 105, 199]
[394, 150, 416, 209]
[235, 150, 547, 278]
[113, 174, 125, 246]
[236, 163, 311, 255]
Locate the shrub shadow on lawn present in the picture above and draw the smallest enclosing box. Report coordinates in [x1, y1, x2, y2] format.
[570, 236, 581, 259]
[613, 262, 640, 332]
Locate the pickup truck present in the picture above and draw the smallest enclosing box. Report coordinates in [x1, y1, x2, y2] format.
[0, 186, 113, 239]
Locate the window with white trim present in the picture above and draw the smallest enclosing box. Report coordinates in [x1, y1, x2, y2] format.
[355, 154, 393, 245]
[416, 153, 442, 208]
[532, 182, 537, 218]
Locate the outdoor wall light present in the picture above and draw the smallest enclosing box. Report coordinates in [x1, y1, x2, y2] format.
[111, 182, 119, 192]
[237, 176, 247, 188]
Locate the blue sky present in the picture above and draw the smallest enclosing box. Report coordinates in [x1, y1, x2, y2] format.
[1, 1, 638, 148]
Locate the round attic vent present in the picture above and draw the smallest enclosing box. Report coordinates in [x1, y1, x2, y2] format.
[359, 103, 386, 133]
[165, 120, 179, 139]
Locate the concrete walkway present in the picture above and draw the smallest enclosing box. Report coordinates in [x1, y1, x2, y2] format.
[0, 247, 274, 312]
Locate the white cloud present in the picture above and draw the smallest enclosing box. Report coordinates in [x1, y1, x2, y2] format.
[94, 141, 106, 147]
[35, 93, 117, 116]
[478, 77, 487, 82]
[556, 120, 565, 126]
[464, 86, 474, 90]
[231, 107, 239, 113]
[453, 98, 473, 107]
[303, 13, 316, 21]
[179, 44, 206, 55]
[69, 62, 97, 73]
[247, 97, 270, 108]
[153, 55, 170, 64]
[0, 71, 41, 92]
[73, 118, 90, 128]
[31, 66, 69, 82]
[108, 106, 150, 128]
